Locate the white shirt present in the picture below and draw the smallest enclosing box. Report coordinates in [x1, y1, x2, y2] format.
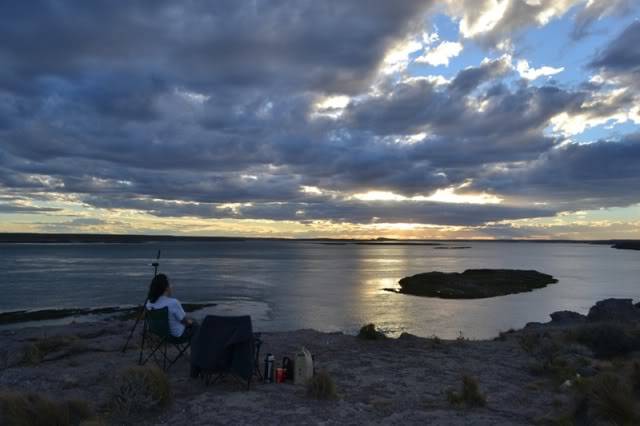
[146, 295, 186, 337]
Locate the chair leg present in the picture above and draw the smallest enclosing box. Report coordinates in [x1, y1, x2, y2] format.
[206, 372, 224, 386]
[166, 343, 191, 371]
[163, 342, 167, 371]
[253, 338, 263, 380]
[138, 324, 147, 365]
[141, 339, 163, 366]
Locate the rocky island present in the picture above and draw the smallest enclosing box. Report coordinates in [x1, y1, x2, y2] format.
[395, 269, 558, 299]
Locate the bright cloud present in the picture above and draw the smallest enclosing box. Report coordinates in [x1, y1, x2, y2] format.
[455, 0, 510, 38]
[311, 95, 351, 119]
[415, 41, 464, 66]
[516, 59, 564, 80]
[351, 186, 503, 205]
[382, 37, 424, 74]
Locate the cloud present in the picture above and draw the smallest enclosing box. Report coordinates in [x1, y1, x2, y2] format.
[589, 20, 640, 87]
[0, 202, 61, 214]
[445, 0, 578, 45]
[572, 0, 637, 40]
[415, 41, 464, 66]
[472, 133, 640, 210]
[0, 1, 639, 234]
[446, 0, 636, 48]
[516, 60, 564, 80]
[449, 55, 512, 93]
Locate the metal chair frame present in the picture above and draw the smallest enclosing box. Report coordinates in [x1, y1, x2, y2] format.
[138, 307, 191, 371]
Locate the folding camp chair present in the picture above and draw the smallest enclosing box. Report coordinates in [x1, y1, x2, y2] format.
[190, 315, 262, 390]
[139, 307, 191, 371]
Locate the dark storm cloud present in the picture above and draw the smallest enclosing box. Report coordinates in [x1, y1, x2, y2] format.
[472, 133, 640, 210]
[0, 0, 432, 94]
[345, 57, 512, 136]
[81, 194, 556, 226]
[572, 0, 637, 40]
[1, 0, 639, 229]
[346, 72, 585, 169]
[589, 21, 640, 88]
[449, 57, 511, 94]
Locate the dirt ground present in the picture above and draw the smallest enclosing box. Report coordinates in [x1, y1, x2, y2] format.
[0, 316, 568, 425]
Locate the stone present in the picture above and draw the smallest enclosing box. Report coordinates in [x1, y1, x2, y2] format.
[587, 298, 640, 322]
[550, 311, 586, 325]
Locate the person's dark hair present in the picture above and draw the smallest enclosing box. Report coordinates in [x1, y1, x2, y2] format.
[148, 273, 170, 303]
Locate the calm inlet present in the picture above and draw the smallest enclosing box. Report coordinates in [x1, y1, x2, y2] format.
[1, 240, 638, 339]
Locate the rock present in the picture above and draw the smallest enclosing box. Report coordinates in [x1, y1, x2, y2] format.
[550, 311, 586, 325]
[577, 365, 597, 378]
[398, 332, 420, 340]
[559, 380, 573, 391]
[524, 322, 545, 329]
[587, 298, 640, 322]
[594, 360, 613, 371]
[396, 269, 558, 299]
[62, 375, 79, 389]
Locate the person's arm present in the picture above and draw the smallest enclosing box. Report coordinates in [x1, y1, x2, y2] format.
[174, 299, 193, 325]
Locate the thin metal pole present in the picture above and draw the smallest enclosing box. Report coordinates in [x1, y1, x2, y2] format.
[122, 250, 161, 353]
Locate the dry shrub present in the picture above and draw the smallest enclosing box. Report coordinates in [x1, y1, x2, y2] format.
[447, 375, 486, 408]
[306, 371, 337, 400]
[357, 323, 386, 340]
[588, 373, 637, 425]
[21, 335, 80, 365]
[110, 365, 171, 416]
[573, 323, 640, 358]
[632, 362, 640, 393]
[518, 332, 541, 354]
[0, 391, 93, 426]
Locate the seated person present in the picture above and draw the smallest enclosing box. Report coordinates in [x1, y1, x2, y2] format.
[146, 273, 197, 338]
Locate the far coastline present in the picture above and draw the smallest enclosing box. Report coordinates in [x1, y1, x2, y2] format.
[1, 232, 639, 250]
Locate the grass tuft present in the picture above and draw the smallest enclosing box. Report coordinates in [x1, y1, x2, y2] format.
[109, 365, 171, 416]
[0, 391, 93, 426]
[632, 362, 640, 393]
[518, 332, 541, 354]
[588, 373, 637, 425]
[447, 375, 486, 408]
[357, 323, 386, 340]
[20, 335, 80, 365]
[306, 371, 337, 400]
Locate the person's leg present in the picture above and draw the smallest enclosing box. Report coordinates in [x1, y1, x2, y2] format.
[183, 322, 199, 339]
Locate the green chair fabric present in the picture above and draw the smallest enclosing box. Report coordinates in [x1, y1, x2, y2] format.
[139, 307, 191, 371]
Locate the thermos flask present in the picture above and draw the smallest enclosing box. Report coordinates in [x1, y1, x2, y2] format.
[264, 353, 274, 383]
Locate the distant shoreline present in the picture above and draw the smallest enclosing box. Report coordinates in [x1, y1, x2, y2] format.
[0, 302, 218, 326]
[1, 232, 638, 246]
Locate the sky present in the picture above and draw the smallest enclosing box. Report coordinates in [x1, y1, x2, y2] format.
[1, 0, 639, 239]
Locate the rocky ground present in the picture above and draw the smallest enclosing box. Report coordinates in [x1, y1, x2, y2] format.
[2, 299, 640, 425]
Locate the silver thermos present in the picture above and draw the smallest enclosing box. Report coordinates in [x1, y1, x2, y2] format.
[264, 353, 274, 383]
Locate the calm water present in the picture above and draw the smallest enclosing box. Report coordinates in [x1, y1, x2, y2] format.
[1, 241, 639, 338]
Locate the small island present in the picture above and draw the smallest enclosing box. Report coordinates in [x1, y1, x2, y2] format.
[395, 269, 558, 299]
[611, 241, 640, 251]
